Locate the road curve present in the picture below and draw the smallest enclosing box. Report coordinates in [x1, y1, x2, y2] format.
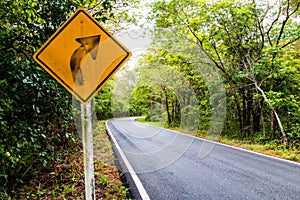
[106, 118, 300, 200]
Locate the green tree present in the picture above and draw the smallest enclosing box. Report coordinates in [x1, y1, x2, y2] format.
[94, 81, 114, 120]
[134, 43, 210, 131]
[150, 0, 300, 146]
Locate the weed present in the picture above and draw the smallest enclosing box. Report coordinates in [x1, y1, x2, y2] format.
[99, 175, 109, 187]
[37, 189, 47, 196]
[62, 184, 76, 195]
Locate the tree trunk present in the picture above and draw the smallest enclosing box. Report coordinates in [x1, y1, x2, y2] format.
[252, 103, 261, 134]
[241, 87, 247, 138]
[254, 82, 289, 147]
[171, 100, 175, 123]
[161, 85, 171, 125]
[260, 104, 265, 137]
[271, 111, 276, 140]
[245, 88, 252, 138]
[230, 89, 243, 134]
[273, 110, 289, 147]
[250, 91, 261, 134]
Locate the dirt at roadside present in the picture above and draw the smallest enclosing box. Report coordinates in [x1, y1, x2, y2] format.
[12, 124, 131, 200]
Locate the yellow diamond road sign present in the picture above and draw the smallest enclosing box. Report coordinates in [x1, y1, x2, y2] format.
[33, 8, 132, 104]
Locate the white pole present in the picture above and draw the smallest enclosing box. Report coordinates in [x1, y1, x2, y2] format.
[81, 102, 95, 200]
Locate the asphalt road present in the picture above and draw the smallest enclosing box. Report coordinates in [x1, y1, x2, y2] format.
[106, 118, 300, 200]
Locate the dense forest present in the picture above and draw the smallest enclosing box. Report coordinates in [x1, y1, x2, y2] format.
[1, 0, 299, 198]
[143, 0, 299, 147]
[103, 0, 300, 148]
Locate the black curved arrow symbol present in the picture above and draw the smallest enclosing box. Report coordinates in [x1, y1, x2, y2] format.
[70, 35, 101, 86]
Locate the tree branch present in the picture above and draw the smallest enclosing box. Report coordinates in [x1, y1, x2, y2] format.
[211, 38, 226, 71]
[281, 35, 300, 48]
[276, 0, 292, 46]
[256, 14, 265, 61]
[254, 80, 289, 147]
[266, 1, 282, 46]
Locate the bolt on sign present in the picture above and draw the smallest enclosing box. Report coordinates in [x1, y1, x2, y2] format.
[33, 7, 132, 104]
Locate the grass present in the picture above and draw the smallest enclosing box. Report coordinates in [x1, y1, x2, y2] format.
[136, 118, 300, 163]
[11, 121, 133, 200]
[215, 136, 300, 162]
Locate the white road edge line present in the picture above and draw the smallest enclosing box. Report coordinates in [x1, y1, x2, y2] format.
[156, 124, 300, 167]
[105, 120, 151, 200]
[198, 137, 300, 166]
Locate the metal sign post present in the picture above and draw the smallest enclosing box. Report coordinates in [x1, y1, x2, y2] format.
[81, 102, 95, 200]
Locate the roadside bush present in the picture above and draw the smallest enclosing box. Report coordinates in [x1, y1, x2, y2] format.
[0, 0, 77, 195]
[0, 58, 76, 194]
